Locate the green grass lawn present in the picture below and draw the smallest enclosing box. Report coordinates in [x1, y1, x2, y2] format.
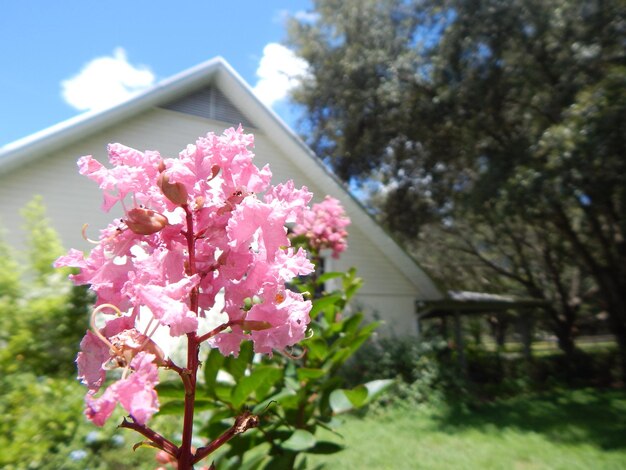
[307, 389, 626, 470]
[5, 379, 624, 469]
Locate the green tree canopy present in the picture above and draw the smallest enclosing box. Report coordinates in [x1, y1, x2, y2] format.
[288, 0, 626, 374]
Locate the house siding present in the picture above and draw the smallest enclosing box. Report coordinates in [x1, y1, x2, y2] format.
[0, 107, 420, 334]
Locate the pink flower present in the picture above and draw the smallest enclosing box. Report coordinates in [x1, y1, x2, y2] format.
[76, 314, 136, 392]
[85, 387, 117, 426]
[60, 127, 318, 427]
[292, 196, 350, 258]
[113, 352, 160, 425]
[85, 352, 160, 426]
[248, 289, 312, 354]
[128, 276, 200, 337]
[76, 331, 111, 392]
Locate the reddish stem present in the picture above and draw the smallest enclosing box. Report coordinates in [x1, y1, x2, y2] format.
[165, 358, 184, 375]
[196, 321, 232, 344]
[193, 411, 260, 465]
[119, 417, 179, 458]
[178, 204, 200, 470]
[150, 205, 258, 468]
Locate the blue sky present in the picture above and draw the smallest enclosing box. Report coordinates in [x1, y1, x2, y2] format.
[0, 0, 313, 147]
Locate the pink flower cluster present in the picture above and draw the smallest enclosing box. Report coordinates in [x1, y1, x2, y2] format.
[292, 195, 350, 259]
[56, 127, 314, 425]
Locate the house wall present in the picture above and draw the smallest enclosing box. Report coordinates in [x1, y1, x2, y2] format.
[0, 107, 419, 335]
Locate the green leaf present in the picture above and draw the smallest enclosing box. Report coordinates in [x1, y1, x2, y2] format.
[328, 384, 369, 413]
[309, 293, 342, 317]
[303, 337, 328, 362]
[215, 383, 233, 402]
[344, 276, 363, 301]
[359, 321, 380, 337]
[284, 375, 301, 392]
[343, 385, 368, 408]
[158, 399, 185, 415]
[206, 408, 233, 425]
[281, 429, 316, 451]
[317, 271, 344, 284]
[252, 388, 297, 415]
[328, 390, 353, 414]
[341, 313, 364, 336]
[223, 341, 253, 380]
[342, 268, 362, 297]
[305, 440, 345, 455]
[328, 348, 353, 368]
[231, 366, 283, 409]
[263, 454, 299, 470]
[296, 368, 327, 381]
[238, 447, 271, 470]
[280, 391, 305, 410]
[155, 380, 185, 398]
[364, 379, 395, 401]
[194, 399, 216, 412]
[341, 330, 376, 357]
[203, 347, 225, 394]
[132, 440, 162, 452]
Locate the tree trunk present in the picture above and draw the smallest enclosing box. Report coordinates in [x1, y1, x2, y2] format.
[605, 297, 626, 384]
[595, 270, 626, 383]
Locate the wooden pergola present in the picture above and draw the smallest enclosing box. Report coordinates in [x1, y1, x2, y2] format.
[417, 291, 548, 375]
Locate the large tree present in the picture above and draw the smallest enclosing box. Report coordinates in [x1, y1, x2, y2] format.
[288, 0, 626, 373]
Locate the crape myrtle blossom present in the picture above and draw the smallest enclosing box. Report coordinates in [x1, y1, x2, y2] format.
[84, 351, 160, 426]
[292, 195, 350, 259]
[55, 127, 315, 427]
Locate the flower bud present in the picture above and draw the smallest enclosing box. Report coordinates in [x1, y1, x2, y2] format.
[240, 320, 272, 331]
[157, 172, 189, 206]
[155, 450, 175, 465]
[208, 164, 220, 181]
[125, 208, 168, 235]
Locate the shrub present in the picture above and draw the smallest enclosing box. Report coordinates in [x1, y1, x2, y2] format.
[339, 335, 462, 409]
[0, 197, 92, 377]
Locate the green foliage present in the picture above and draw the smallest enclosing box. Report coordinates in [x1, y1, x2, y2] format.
[1, 281, 92, 376]
[20, 195, 66, 282]
[287, 0, 422, 183]
[340, 332, 621, 409]
[288, 0, 626, 375]
[0, 234, 21, 347]
[0, 370, 168, 470]
[0, 372, 90, 469]
[0, 197, 92, 377]
[156, 267, 390, 469]
[340, 335, 463, 409]
[0, 233, 21, 299]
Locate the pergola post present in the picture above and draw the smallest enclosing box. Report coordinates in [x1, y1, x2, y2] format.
[453, 310, 467, 377]
[519, 310, 533, 362]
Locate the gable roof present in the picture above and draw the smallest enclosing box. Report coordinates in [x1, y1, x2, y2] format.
[0, 56, 443, 301]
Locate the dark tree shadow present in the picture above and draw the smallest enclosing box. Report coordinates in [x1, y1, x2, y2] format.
[435, 389, 626, 451]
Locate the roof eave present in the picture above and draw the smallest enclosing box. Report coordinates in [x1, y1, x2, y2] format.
[0, 57, 227, 175]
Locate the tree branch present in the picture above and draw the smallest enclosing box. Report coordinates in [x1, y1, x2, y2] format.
[193, 411, 259, 465]
[119, 417, 179, 458]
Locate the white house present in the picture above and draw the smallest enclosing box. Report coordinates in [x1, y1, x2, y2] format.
[0, 57, 443, 335]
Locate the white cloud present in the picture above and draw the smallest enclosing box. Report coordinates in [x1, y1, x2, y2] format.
[61, 47, 155, 112]
[274, 9, 319, 25]
[292, 10, 319, 23]
[252, 43, 309, 107]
